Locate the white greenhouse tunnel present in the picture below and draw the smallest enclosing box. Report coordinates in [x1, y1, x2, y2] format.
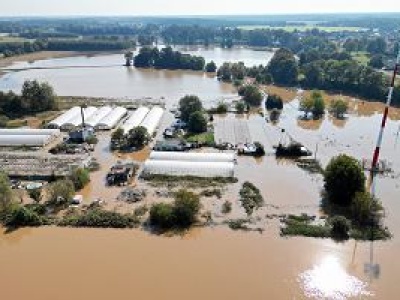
[142, 160, 235, 178]
[120, 106, 150, 133]
[139, 106, 164, 136]
[149, 151, 236, 162]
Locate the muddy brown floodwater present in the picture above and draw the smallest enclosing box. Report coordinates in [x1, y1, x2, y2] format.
[1, 50, 400, 299]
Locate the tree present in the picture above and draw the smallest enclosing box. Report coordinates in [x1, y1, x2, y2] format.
[28, 188, 42, 203]
[149, 203, 176, 229]
[299, 97, 314, 117]
[351, 191, 382, 226]
[215, 102, 228, 114]
[70, 168, 90, 190]
[311, 91, 325, 118]
[173, 189, 201, 227]
[324, 154, 366, 206]
[179, 95, 203, 122]
[0, 172, 14, 214]
[369, 54, 384, 69]
[21, 80, 57, 113]
[127, 126, 150, 148]
[111, 128, 125, 142]
[268, 48, 298, 85]
[266, 94, 283, 110]
[188, 111, 208, 133]
[205, 61, 217, 72]
[330, 98, 348, 118]
[329, 216, 350, 239]
[124, 51, 134, 66]
[367, 37, 387, 55]
[47, 179, 75, 206]
[240, 85, 263, 107]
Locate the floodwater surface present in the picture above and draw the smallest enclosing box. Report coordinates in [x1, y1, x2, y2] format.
[1, 49, 400, 299]
[0, 47, 273, 103]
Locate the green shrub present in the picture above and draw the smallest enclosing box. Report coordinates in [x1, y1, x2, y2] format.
[70, 168, 90, 190]
[221, 201, 232, 214]
[329, 216, 351, 239]
[239, 182, 264, 215]
[149, 203, 176, 229]
[5, 206, 44, 228]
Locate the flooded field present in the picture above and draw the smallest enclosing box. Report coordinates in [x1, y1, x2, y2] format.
[0, 47, 273, 104]
[1, 49, 400, 299]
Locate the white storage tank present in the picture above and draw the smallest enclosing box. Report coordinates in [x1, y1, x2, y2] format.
[120, 107, 150, 133]
[149, 151, 236, 162]
[142, 160, 234, 178]
[139, 106, 164, 136]
[96, 106, 128, 130]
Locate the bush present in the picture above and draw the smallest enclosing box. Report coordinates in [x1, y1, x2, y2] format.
[239, 182, 264, 215]
[221, 201, 232, 214]
[149, 203, 176, 229]
[28, 188, 42, 203]
[47, 179, 75, 206]
[215, 102, 228, 114]
[329, 216, 351, 239]
[60, 209, 139, 228]
[235, 101, 246, 113]
[70, 168, 90, 190]
[205, 61, 217, 72]
[324, 154, 365, 206]
[149, 189, 201, 230]
[5, 206, 44, 227]
[254, 142, 265, 156]
[173, 190, 201, 227]
[351, 191, 382, 226]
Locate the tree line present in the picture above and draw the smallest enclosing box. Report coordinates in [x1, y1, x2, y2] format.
[0, 80, 57, 120]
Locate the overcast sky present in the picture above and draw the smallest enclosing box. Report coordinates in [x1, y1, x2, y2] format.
[1, 0, 400, 16]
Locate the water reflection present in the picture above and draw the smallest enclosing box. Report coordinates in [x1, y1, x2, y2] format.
[299, 255, 372, 300]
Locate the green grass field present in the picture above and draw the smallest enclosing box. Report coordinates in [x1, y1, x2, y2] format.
[351, 51, 370, 66]
[238, 25, 364, 32]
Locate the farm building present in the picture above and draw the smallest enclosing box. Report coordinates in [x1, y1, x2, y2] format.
[120, 107, 150, 133]
[0, 128, 61, 147]
[142, 160, 235, 178]
[149, 151, 236, 162]
[0, 129, 60, 136]
[48, 106, 81, 129]
[96, 106, 127, 130]
[139, 106, 164, 136]
[84, 106, 113, 128]
[0, 135, 54, 147]
[61, 106, 98, 130]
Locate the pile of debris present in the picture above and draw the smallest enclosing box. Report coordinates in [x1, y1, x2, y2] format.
[117, 188, 147, 203]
